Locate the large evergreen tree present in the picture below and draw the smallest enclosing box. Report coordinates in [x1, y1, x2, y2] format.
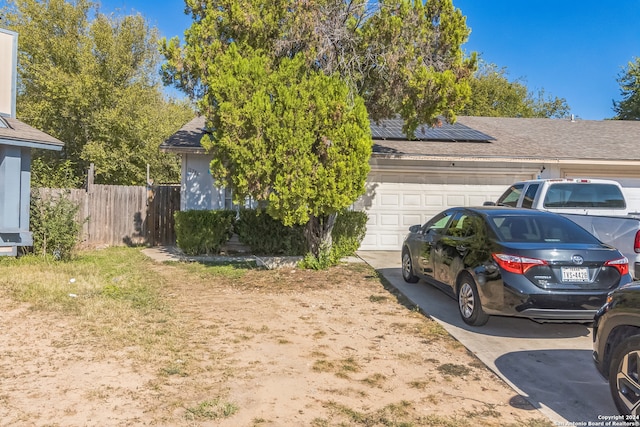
[202, 46, 371, 255]
[160, 0, 476, 259]
[2, 0, 194, 186]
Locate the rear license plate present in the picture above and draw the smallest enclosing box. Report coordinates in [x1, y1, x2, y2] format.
[561, 267, 589, 282]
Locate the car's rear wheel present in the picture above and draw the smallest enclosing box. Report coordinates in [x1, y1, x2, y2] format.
[457, 274, 489, 326]
[402, 250, 419, 283]
[609, 335, 640, 416]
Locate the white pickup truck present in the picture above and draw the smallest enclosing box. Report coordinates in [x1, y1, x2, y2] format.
[490, 178, 638, 216]
[486, 178, 640, 279]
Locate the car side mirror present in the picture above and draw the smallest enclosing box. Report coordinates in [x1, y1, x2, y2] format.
[409, 224, 422, 233]
[483, 201, 496, 206]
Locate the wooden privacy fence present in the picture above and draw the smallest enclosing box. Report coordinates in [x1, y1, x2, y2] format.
[39, 184, 180, 247]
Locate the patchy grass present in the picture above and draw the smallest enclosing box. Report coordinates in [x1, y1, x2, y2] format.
[0, 247, 555, 427]
[184, 398, 238, 421]
[438, 363, 472, 377]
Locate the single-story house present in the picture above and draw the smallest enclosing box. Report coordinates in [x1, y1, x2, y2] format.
[160, 115, 640, 251]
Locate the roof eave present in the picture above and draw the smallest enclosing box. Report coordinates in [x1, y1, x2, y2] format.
[160, 145, 206, 155]
[0, 137, 63, 151]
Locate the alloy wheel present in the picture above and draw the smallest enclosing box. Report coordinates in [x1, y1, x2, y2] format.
[614, 349, 640, 415]
[459, 282, 475, 319]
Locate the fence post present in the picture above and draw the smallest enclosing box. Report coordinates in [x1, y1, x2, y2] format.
[146, 184, 156, 246]
[83, 163, 95, 244]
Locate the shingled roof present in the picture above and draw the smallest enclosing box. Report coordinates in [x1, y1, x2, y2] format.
[0, 116, 63, 151]
[161, 115, 640, 162]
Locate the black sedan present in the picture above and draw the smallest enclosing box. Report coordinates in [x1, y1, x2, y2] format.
[593, 283, 640, 416]
[401, 207, 632, 326]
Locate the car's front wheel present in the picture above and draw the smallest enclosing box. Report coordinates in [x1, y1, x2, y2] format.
[609, 335, 640, 416]
[402, 250, 419, 283]
[457, 274, 489, 326]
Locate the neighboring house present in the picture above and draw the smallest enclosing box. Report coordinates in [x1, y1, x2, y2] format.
[0, 117, 64, 255]
[160, 115, 640, 251]
[1, 28, 64, 255]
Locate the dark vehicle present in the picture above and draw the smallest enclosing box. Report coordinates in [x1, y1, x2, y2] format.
[401, 207, 632, 326]
[593, 283, 640, 416]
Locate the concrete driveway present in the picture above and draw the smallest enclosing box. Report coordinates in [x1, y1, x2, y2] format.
[357, 250, 618, 425]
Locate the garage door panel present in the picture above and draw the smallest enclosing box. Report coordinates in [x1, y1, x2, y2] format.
[361, 234, 377, 246]
[380, 214, 399, 226]
[359, 171, 536, 250]
[426, 195, 444, 207]
[380, 234, 400, 246]
[380, 194, 399, 206]
[403, 214, 422, 226]
[469, 195, 488, 205]
[447, 195, 465, 205]
[403, 194, 421, 206]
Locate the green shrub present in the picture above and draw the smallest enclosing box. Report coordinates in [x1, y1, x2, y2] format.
[330, 210, 368, 261]
[174, 210, 235, 255]
[176, 208, 368, 263]
[29, 190, 82, 260]
[235, 209, 306, 255]
[298, 210, 369, 269]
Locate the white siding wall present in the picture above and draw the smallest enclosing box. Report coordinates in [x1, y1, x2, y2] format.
[181, 153, 225, 211]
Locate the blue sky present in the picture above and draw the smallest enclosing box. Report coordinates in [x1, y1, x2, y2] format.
[93, 1, 640, 120]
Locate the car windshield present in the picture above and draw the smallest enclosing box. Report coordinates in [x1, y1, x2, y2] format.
[489, 214, 601, 244]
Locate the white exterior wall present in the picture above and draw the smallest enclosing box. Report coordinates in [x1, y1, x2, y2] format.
[180, 153, 226, 211]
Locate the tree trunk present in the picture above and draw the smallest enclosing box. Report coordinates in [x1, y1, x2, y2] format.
[304, 213, 337, 258]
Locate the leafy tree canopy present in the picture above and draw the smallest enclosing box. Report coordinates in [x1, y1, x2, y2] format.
[461, 61, 570, 118]
[613, 57, 640, 120]
[161, 0, 476, 137]
[2, 0, 194, 187]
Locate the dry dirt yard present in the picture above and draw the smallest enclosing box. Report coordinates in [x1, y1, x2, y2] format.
[0, 248, 553, 426]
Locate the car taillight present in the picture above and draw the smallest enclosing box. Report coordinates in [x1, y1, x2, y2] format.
[492, 253, 547, 274]
[635, 230, 640, 254]
[605, 257, 629, 276]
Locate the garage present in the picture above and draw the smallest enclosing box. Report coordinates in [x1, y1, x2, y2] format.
[357, 162, 538, 250]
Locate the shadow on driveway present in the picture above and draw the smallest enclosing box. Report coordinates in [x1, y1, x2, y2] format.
[359, 251, 618, 424]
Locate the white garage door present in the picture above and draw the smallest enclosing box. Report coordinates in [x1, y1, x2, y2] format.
[357, 170, 536, 250]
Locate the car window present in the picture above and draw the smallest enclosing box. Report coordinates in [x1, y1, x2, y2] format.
[445, 211, 476, 237]
[543, 183, 626, 209]
[496, 184, 524, 207]
[490, 214, 601, 243]
[423, 211, 453, 234]
[522, 184, 540, 209]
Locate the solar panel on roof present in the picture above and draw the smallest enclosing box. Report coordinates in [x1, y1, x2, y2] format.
[370, 118, 494, 142]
